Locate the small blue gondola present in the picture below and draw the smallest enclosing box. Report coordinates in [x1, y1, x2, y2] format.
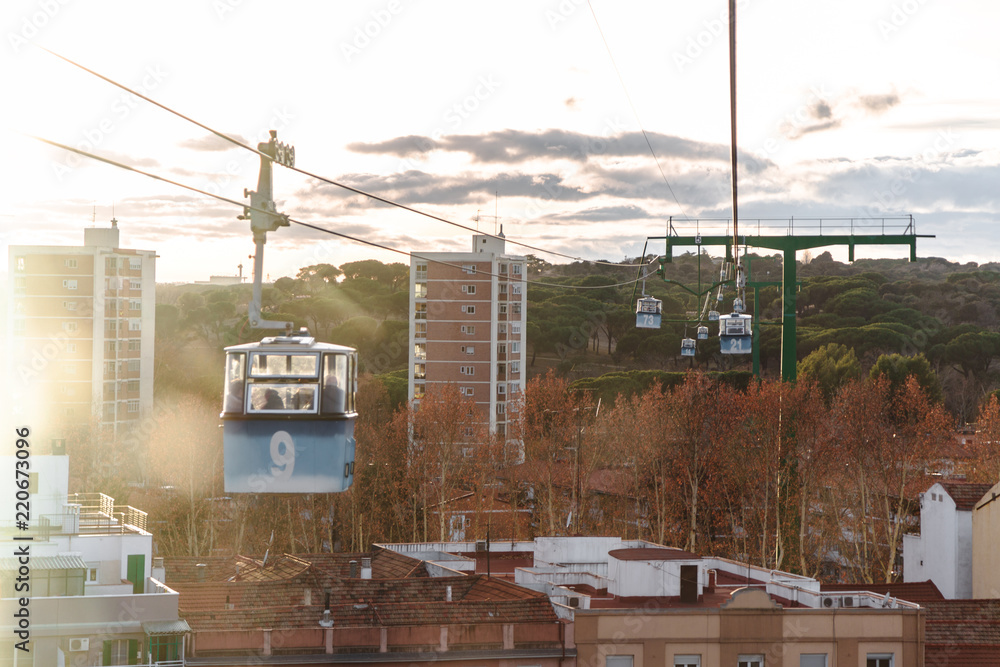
[221, 329, 358, 493]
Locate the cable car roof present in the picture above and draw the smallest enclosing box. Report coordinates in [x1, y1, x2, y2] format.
[225, 332, 355, 354]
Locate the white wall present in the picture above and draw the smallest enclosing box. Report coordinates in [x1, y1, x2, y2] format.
[904, 483, 967, 599]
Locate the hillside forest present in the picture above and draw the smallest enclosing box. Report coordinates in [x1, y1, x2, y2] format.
[65, 252, 1000, 583]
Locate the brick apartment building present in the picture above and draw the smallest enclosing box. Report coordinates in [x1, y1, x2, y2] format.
[408, 233, 527, 452]
[7, 219, 156, 443]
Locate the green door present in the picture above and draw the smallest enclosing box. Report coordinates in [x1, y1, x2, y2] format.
[126, 554, 145, 594]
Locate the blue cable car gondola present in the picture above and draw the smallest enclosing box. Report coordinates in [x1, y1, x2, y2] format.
[697, 325, 709, 340]
[635, 296, 662, 329]
[680, 337, 697, 357]
[222, 329, 358, 493]
[719, 312, 753, 355]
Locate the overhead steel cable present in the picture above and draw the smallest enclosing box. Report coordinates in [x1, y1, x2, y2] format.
[28, 134, 653, 290]
[37, 45, 647, 270]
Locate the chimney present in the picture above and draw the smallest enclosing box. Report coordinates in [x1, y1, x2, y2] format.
[319, 591, 334, 628]
[361, 557, 372, 580]
[446, 585, 452, 602]
[304, 588, 312, 606]
[196, 563, 206, 583]
[225, 595, 234, 610]
[349, 560, 358, 578]
[679, 565, 699, 604]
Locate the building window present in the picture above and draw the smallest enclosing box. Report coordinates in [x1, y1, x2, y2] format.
[512, 283, 522, 295]
[414, 283, 427, 298]
[414, 384, 425, 399]
[462, 305, 476, 315]
[499, 304, 508, 315]
[128, 340, 140, 352]
[499, 283, 508, 295]
[512, 263, 523, 275]
[64, 301, 77, 311]
[130, 299, 141, 312]
[415, 303, 427, 319]
[606, 657, 633, 667]
[108, 319, 118, 332]
[63, 322, 78, 332]
[511, 341, 521, 353]
[414, 343, 426, 360]
[129, 279, 141, 290]
[463, 346, 475, 355]
[87, 566, 99, 583]
[497, 402, 506, 414]
[674, 656, 701, 667]
[498, 344, 507, 354]
[415, 322, 427, 337]
[513, 303, 522, 314]
[129, 258, 141, 270]
[129, 319, 141, 331]
[16, 257, 25, 271]
[800, 656, 827, 667]
[63, 279, 78, 290]
[497, 384, 506, 395]
[460, 366, 475, 376]
[509, 381, 520, 394]
[128, 379, 139, 393]
[127, 400, 139, 413]
[511, 361, 520, 374]
[512, 322, 522, 335]
[65, 258, 78, 268]
[414, 363, 426, 379]
[460, 386, 474, 397]
[498, 323, 507, 335]
[415, 262, 428, 276]
[738, 656, 764, 667]
[128, 360, 140, 372]
[463, 264, 476, 274]
[866, 656, 893, 667]
[66, 343, 77, 353]
[460, 325, 475, 335]
[64, 364, 76, 376]
[499, 263, 508, 274]
[462, 284, 477, 294]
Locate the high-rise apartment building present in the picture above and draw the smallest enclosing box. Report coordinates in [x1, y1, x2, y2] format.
[408, 234, 527, 450]
[8, 220, 156, 442]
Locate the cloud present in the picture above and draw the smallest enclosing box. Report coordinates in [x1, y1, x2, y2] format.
[348, 128, 772, 172]
[784, 89, 903, 140]
[178, 133, 249, 152]
[859, 93, 900, 114]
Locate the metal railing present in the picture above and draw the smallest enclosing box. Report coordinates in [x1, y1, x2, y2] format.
[666, 215, 916, 238]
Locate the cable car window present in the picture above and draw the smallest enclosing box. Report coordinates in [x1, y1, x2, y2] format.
[322, 353, 349, 414]
[249, 353, 319, 378]
[248, 383, 318, 413]
[223, 353, 246, 413]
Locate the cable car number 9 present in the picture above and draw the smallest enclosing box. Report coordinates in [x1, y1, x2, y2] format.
[269, 430, 295, 480]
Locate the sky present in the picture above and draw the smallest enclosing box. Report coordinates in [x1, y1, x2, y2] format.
[2, 0, 999, 284]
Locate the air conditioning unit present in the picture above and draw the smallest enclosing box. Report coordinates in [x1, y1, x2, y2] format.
[842, 595, 855, 607]
[821, 596, 836, 608]
[69, 638, 89, 652]
[475, 540, 488, 552]
[568, 597, 580, 608]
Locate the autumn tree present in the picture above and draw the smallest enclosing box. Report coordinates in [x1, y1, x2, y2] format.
[826, 376, 952, 583]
